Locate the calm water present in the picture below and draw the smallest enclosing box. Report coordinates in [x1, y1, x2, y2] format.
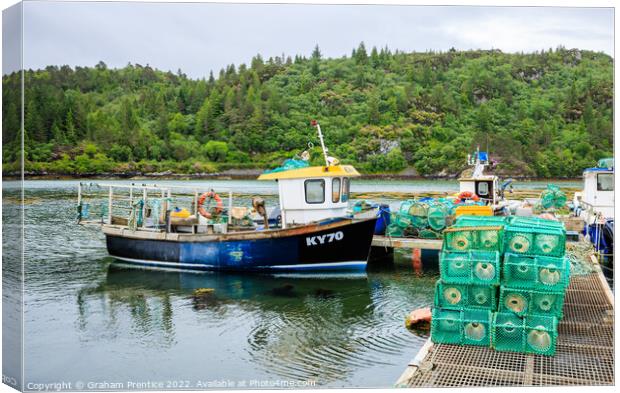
[3, 179, 579, 389]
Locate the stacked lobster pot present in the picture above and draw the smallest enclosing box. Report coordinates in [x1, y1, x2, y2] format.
[431, 216, 505, 348]
[493, 217, 569, 356]
[430, 215, 570, 356]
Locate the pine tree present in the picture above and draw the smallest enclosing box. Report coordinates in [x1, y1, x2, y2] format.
[355, 42, 368, 65]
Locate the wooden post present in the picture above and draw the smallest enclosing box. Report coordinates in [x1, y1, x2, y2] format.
[228, 191, 233, 224]
[142, 188, 147, 228]
[108, 186, 113, 224]
[193, 191, 198, 234]
[412, 248, 422, 275]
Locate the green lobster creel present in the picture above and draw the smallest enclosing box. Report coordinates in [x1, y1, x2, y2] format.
[445, 229, 475, 251]
[534, 233, 563, 256]
[399, 200, 415, 216]
[491, 312, 525, 353]
[439, 250, 500, 285]
[499, 286, 565, 318]
[506, 216, 564, 229]
[408, 201, 429, 229]
[444, 223, 504, 253]
[427, 204, 449, 231]
[418, 229, 441, 239]
[440, 251, 471, 281]
[386, 223, 404, 237]
[395, 213, 413, 229]
[462, 309, 492, 346]
[504, 218, 566, 257]
[434, 281, 498, 311]
[525, 315, 558, 356]
[502, 253, 570, 291]
[506, 232, 533, 254]
[431, 308, 492, 346]
[431, 308, 463, 344]
[492, 312, 558, 356]
[478, 229, 501, 251]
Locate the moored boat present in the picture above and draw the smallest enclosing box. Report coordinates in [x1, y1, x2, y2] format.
[573, 158, 614, 278]
[78, 122, 377, 272]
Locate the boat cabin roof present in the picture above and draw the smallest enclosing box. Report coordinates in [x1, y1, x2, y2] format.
[257, 165, 360, 180]
[584, 167, 613, 173]
[458, 175, 497, 182]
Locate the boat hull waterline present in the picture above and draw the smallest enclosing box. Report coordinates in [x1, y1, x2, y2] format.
[104, 217, 377, 272]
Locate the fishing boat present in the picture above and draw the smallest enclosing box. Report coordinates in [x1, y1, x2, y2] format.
[77, 122, 377, 272]
[572, 158, 614, 277]
[457, 148, 517, 213]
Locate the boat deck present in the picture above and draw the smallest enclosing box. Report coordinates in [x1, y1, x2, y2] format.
[395, 271, 614, 387]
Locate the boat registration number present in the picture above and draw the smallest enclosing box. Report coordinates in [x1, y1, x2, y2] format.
[306, 231, 344, 246]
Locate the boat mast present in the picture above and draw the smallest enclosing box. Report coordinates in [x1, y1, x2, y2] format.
[312, 120, 330, 167]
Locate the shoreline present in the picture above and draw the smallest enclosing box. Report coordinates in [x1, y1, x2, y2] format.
[5, 172, 582, 182]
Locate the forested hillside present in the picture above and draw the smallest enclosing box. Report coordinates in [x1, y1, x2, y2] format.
[2, 44, 613, 177]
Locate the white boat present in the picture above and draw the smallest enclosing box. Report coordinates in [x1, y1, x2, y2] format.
[457, 148, 516, 213]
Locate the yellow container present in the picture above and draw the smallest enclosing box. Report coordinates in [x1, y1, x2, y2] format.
[170, 208, 191, 218]
[455, 205, 493, 217]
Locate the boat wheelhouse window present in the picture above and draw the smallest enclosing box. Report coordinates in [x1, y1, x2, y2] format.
[476, 182, 490, 196]
[341, 178, 350, 202]
[305, 179, 325, 204]
[332, 178, 341, 203]
[597, 173, 614, 191]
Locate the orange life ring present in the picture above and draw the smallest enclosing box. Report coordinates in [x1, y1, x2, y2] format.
[457, 191, 480, 202]
[197, 191, 223, 219]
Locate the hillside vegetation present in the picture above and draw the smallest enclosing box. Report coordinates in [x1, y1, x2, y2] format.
[2, 44, 613, 177]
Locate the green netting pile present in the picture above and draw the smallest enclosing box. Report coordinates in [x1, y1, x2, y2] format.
[539, 184, 567, 210]
[263, 158, 309, 174]
[597, 157, 614, 169]
[386, 198, 457, 239]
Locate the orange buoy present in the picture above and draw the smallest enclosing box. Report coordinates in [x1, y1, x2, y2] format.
[458, 191, 480, 202]
[197, 191, 224, 219]
[405, 307, 432, 330]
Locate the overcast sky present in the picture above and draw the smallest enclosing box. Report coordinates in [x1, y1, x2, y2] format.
[3, 2, 615, 78]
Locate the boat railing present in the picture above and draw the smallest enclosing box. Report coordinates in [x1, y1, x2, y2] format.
[77, 181, 274, 233]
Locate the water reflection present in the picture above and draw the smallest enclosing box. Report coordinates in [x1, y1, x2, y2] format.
[75, 262, 433, 385]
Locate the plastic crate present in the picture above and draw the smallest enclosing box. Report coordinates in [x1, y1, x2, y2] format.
[491, 312, 558, 356]
[431, 308, 492, 346]
[454, 215, 507, 227]
[504, 224, 566, 257]
[502, 253, 570, 291]
[440, 250, 501, 285]
[434, 281, 498, 310]
[454, 205, 493, 217]
[443, 226, 504, 253]
[499, 286, 565, 318]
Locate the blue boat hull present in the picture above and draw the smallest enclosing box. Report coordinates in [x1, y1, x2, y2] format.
[105, 218, 377, 272]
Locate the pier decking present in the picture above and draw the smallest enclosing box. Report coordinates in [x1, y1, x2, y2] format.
[371, 235, 442, 250]
[395, 270, 614, 387]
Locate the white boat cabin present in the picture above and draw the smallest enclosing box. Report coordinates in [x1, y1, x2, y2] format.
[575, 160, 614, 224]
[258, 165, 359, 228]
[458, 150, 500, 205]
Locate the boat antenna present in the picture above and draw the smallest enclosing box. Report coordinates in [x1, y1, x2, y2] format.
[311, 120, 330, 167]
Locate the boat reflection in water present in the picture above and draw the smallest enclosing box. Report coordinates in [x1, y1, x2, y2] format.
[76, 259, 435, 386]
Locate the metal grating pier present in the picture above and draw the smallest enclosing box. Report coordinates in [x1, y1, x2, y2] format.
[396, 272, 614, 387]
